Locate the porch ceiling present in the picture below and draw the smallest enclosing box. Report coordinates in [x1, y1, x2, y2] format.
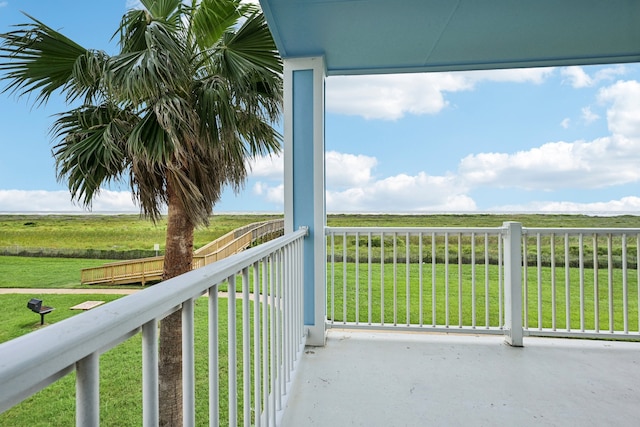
[259, 0, 640, 76]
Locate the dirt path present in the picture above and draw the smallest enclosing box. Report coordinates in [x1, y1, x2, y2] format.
[0, 288, 140, 295]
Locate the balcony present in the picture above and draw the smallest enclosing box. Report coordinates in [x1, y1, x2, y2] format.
[1, 223, 639, 426]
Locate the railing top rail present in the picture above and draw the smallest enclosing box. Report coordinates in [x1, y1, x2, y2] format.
[0, 227, 307, 413]
[523, 227, 640, 235]
[326, 226, 505, 234]
[194, 219, 284, 255]
[84, 256, 165, 270]
[326, 225, 640, 236]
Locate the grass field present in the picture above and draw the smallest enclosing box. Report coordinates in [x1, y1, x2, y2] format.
[0, 257, 119, 288]
[2, 213, 640, 424]
[2, 213, 640, 253]
[328, 262, 639, 332]
[0, 295, 242, 427]
[0, 213, 282, 254]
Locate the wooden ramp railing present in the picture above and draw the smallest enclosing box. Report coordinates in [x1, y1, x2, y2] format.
[80, 219, 284, 285]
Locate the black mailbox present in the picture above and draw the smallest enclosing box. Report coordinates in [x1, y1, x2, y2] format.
[27, 298, 42, 312]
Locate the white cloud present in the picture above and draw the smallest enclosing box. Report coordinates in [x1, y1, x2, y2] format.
[327, 172, 475, 212]
[326, 151, 377, 188]
[560, 118, 571, 129]
[458, 135, 640, 191]
[581, 106, 599, 124]
[247, 154, 283, 179]
[457, 78, 640, 192]
[561, 65, 627, 88]
[0, 189, 139, 212]
[251, 74, 640, 210]
[326, 68, 553, 120]
[252, 182, 284, 205]
[598, 80, 640, 138]
[493, 196, 640, 213]
[594, 65, 627, 81]
[249, 150, 474, 212]
[561, 66, 593, 88]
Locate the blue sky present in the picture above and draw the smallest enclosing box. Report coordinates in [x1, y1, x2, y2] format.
[1, 1, 640, 214]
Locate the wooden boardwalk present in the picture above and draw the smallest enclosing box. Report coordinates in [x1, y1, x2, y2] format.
[80, 219, 284, 286]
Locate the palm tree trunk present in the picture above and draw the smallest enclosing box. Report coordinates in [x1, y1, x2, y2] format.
[159, 180, 194, 427]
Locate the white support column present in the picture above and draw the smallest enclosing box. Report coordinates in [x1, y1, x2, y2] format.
[503, 222, 524, 347]
[284, 56, 327, 346]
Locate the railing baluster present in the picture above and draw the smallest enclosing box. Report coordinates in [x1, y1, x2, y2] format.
[269, 254, 276, 426]
[381, 232, 385, 326]
[565, 233, 571, 331]
[343, 232, 347, 324]
[142, 320, 159, 427]
[419, 232, 424, 327]
[536, 233, 542, 330]
[458, 233, 462, 328]
[242, 268, 251, 426]
[261, 260, 269, 426]
[445, 232, 449, 328]
[76, 352, 99, 427]
[523, 233, 528, 330]
[356, 232, 360, 325]
[498, 232, 503, 328]
[210, 286, 219, 426]
[275, 251, 283, 412]
[330, 232, 335, 325]
[406, 232, 411, 326]
[485, 233, 489, 328]
[551, 233, 556, 331]
[228, 278, 238, 427]
[432, 232, 436, 327]
[608, 234, 614, 333]
[593, 235, 599, 333]
[183, 298, 196, 427]
[579, 234, 585, 332]
[471, 232, 476, 328]
[393, 232, 398, 326]
[622, 234, 629, 334]
[283, 247, 291, 383]
[368, 232, 372, 325]
[253, 264, 261, 427]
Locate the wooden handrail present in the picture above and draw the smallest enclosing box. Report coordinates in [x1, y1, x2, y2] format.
[81, 219, 284, 285]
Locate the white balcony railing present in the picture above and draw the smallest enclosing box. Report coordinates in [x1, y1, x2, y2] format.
[326, 222, 640, 342]
[0, 227, 308, 426]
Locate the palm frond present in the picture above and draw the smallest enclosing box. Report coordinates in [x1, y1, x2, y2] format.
[110, 20, 190, 103]
[0, 14, 90, 105]
[221, 11, 282, 75]
[52, 104, 134, 207]
[191, 0, 242, 50]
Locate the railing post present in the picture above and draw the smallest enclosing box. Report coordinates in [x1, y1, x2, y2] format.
[503, 222, 524, 347]
[76, 352, 100, 427]
[142, 320, 159, 426]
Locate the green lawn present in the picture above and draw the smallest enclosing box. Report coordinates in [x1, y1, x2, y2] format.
[0, 295, 248, 427]
[2, 213, 640, 424]
[0, 257, 119, 288]
[0, 214, 282, 256]
[328, 262, 639, 332]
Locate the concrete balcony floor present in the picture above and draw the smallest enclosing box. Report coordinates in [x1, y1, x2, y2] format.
[282, 329, 640, 426]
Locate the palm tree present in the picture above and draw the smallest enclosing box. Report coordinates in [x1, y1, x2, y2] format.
[0, 0, 282, 424]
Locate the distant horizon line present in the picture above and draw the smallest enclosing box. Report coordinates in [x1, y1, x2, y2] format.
[1, 210, 639, 217]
